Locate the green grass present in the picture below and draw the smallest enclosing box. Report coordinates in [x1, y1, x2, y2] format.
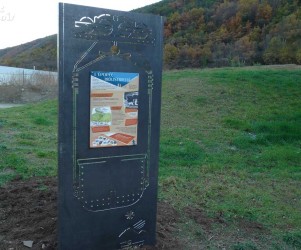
[0, 100, 57, 184]
[160, 66, 301, 248]
[0, 66, 300, 248]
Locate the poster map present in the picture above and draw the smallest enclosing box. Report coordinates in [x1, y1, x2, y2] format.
[90, 71, 139, 148]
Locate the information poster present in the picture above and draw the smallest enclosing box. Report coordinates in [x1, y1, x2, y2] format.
[90, 71, 139, 148]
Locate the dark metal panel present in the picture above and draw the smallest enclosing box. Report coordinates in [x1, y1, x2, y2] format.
[58, 3, 163, 249]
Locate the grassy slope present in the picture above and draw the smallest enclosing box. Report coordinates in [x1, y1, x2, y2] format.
[160, 66, 301, 249]
[0, 66, 301, 248]
[0, 100, 57, 183]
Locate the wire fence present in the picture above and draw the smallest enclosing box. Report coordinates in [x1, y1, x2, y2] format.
[0, 68, 58, 103]
[0, 70, 57, 85]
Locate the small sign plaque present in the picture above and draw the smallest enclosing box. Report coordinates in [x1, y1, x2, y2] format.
[90, 71, 139, 148]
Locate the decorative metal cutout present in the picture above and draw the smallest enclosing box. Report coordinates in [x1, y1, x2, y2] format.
[125, 211, 135, 220]
[120, 240, 145, 249]
[74, 154, 148, 212]
[74, 14, 155, 45]
[119, 220, 146, 238]
[71, 16, 155, 212]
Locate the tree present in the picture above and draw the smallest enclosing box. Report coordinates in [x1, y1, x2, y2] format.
[279, 46, 294, 63]
[234, 36, 257, 64]
[263, 36, 283, 64]
[296, 49, 301, 64]
[238, 0, 258, 23]
[213, 1, 238, 25]
[256, 3, 273, 27]
[226, 14, 243, 38]
[164, 44, 179, 68]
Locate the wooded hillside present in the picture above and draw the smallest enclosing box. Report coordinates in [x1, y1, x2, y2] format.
[0, 35, 56, 71]
[137, 0, 301, 68]
[0, 0, 300, 70]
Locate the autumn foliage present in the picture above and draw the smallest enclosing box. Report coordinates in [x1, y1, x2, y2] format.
[139, 0, 301, 69]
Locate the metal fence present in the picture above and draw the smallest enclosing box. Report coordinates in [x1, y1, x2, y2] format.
[0, 69, 57, 85]
[0, 68, 58, 103]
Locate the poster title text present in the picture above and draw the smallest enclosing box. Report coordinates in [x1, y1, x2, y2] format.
[94, 72, 132, 83]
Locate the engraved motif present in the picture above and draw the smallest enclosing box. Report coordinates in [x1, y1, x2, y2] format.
[125, 211, 135, 220]
[75, 155, 148, 212]
[75, 14, 114, 39]
[74, 14, 155, 45]
[119, 220, 146, 238]
[120, 240, 144, 249]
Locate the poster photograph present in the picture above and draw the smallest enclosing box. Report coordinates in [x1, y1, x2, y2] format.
[90, 71, 139, 148]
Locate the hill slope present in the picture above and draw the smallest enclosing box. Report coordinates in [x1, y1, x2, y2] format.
[0, 35, 56, 71]
[137, 0, 301, 68]
[0, 0, 300, 70]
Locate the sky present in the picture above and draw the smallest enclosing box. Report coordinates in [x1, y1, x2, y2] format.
[0, 0, 162, 49]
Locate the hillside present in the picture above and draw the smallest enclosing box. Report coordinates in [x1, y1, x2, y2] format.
[0, 0, 301, 70]
[0, 35, 56, 71]
[137, 0, 301, 68]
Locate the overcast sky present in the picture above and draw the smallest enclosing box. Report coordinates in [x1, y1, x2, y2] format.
[0, 0, 162, 49]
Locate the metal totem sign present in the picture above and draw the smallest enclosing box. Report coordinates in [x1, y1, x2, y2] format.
[58, 3, 163, 250]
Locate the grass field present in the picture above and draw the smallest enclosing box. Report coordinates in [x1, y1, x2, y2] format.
[0, 66, 301, 249]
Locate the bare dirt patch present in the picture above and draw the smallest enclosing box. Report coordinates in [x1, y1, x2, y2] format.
[0, 177, 57, 250]
[0, 177, 181, 250]
[182, 206, 269, 249]
[184, 207, 226, 232]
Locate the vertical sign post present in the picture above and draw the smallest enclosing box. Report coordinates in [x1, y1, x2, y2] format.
[58, 3, 163, 250]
